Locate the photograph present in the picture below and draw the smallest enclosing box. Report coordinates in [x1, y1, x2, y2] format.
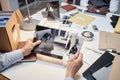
[66, 33, 84, 56]
[34, 27, 54, 54]
[33, 25, 69, 59]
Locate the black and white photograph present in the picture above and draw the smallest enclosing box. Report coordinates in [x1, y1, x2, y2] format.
[33, 25, 69, 59]
[66, 33, 84, 56]
[33, 26, 54, 54]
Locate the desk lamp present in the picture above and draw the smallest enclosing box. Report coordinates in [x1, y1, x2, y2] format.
[20, 0, 39, 31]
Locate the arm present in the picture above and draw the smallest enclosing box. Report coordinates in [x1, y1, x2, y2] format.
[0, 50, 23, 72]
[80, 0, 96, 12]
[65, 53, 83, 80]
[0, 38, 41, 72]
[109, 0, 119, 13]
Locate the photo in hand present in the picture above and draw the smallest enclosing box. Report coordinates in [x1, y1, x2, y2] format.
[66, 33, 84, 56]
[33, 25, 69, 59]
[33, 26, 54, 54]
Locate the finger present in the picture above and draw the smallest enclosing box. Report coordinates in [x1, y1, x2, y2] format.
[70, 53, 79, 61]
[33, 40, 41, 47]
[75, 53, 83, 63]
[28, 37, 34, 41]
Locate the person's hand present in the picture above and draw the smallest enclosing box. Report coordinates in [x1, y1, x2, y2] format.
[66, 53, 83, 78]
[87, 5, 96, 12]
[99, 7, 108, 14]
[21, 38, 41, 56]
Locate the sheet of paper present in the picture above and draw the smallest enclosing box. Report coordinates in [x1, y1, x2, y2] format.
[68, 13, 95, 27]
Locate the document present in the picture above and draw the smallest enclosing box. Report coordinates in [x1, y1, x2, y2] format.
[68, 13, 95, 27]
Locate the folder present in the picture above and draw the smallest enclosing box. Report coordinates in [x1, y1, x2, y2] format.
[83, 51, 114, 80]
[68, 13, 95, 27]
[99, 31, 120, 53]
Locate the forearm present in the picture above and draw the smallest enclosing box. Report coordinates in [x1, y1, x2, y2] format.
[109, 0, 119, 12]
[0, 49, 23, 72]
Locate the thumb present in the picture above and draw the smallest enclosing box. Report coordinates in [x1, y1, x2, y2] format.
[70, 53, 79, 61]
[33, 40, 41, 47]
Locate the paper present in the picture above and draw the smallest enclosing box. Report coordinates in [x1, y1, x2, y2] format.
[115, 18, 120, 34]
[66, 33, 84, 56]
[38, 18, 60, 29]
[68, 13, 95, 27]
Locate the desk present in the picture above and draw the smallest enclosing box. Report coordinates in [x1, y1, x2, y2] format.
[1, 3, 115, 80]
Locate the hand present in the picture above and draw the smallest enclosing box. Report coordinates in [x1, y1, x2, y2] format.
[21, 38, 41, 56]
[99, 7, 108, 14]
[87, 5, 96, 12]
[66, 53, 83, 78]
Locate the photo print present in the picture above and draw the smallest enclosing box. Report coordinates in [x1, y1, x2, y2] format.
[33, 25, 69, 59]
[33, 25, 54, 54]
[66, 33, 84, 57]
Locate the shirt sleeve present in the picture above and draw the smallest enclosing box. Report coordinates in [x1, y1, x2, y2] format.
[0, 49, 24, 72]
[65, 77, 74, 80]
[80, 0, 89, 7]
[109, 0, 119, 12]
[65, 76, 84, 80]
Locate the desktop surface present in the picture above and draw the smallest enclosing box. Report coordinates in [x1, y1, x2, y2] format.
[1, 2, 116, 80]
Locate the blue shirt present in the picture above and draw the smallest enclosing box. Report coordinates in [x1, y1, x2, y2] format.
[0, 49, 23, 72]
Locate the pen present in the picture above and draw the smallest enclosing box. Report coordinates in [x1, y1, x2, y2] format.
[86, 47, 103, 54]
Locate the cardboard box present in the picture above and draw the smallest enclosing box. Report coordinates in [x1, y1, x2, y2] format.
[0, 11, 21, 52]
[108, 55, 120, 80]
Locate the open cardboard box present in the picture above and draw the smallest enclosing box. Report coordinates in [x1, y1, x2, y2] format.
[0, 10, 23, 52]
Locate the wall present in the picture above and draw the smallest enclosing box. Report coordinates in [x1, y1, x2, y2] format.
[1, 0, 10, 11]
